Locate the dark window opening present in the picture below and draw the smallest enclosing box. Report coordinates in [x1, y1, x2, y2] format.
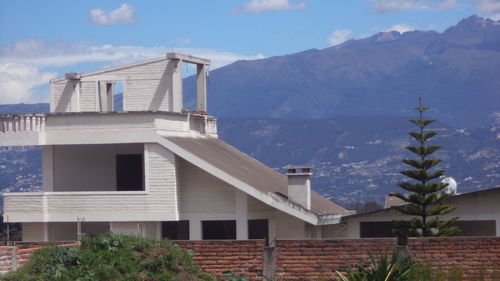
[454, 220, 496, 236]
[116, 154, 144, 191]
[248, 219, 269, 242]
[202, 220, 236, 240]
[360, 221, 396, 238]
[162, 221, 189, 240]
[360, 220, 497, 238]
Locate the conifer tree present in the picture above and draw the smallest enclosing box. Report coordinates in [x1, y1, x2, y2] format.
[391, 98, 459, 237]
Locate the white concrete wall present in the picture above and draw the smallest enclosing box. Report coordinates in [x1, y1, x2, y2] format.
[51, 80, 74, 113]
[275, 210, 308, 239]
[322, 223, 347, 238]
[45, 114, 156, 134]
[52, 144, 143, 191]
[80, 59, 173, 112]
[343, 191, 500, 238]
[177, 157, 235, 214]
[79, 81, 96, 112]
[144, 144, 179, 218]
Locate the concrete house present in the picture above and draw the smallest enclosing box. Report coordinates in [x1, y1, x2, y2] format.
[0, 53, 353, 242]
[330, 187, 500, 238]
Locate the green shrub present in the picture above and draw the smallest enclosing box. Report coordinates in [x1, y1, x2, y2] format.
[2, 232, 216, 281]
[336, 252, 413, 281]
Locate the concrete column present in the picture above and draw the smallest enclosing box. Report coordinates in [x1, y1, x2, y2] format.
[268, 216, 277, 244]
[189, 219, 202, 240]
[166, 59, 183, 112]
[235, 191, 248, 240]
[496, 218, 500, 237]
[196, 64, 207, 112]
[42, 146, 54, 191]
[43, 222, 49, 242]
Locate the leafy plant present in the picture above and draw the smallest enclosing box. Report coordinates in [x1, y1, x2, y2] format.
[336, 252, 413, 281]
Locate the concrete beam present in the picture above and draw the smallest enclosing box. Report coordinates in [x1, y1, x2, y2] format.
[167, 53, 211, 65]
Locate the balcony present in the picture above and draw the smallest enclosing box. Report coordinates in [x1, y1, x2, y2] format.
[3, 190, 178, 223]
[0, 111, 217, 146]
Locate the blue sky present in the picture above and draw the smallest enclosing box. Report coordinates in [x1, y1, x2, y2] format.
[1, 0, 499, 104]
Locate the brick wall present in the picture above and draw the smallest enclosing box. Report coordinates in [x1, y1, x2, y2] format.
[1, 238, 499, 280]
[0, 243, 77, 275]
[409, 237, 500, 280]
[176, 240, 266, 281]
[276, 239, 395, 280]
[0, 246, 16, 274]
[276, 238, 500, 281]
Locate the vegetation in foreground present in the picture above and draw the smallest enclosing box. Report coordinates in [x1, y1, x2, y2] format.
[334, 251, 498, 281]
[1, 233, 216, 281]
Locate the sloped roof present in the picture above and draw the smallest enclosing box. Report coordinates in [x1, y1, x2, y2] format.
[346, 186, 500, 219]
[166, 137, 349, 216]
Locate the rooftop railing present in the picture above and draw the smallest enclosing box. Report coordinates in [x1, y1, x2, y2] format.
[0, 114, 46, 133]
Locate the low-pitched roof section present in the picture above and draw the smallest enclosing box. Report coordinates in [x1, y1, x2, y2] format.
[165, 137, 349, 216]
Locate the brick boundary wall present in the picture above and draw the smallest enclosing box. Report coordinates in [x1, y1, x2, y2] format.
[0, 246, 17, 274]
[408, 237, 500, 281]
[0, 243, 78, 274]
[276, 237, 500, 281]
[176, 240, 266, 281]
[276, 239, 395, 280]
[1, 238, 499, 280]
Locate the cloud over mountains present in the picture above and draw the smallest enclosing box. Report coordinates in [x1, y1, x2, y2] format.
[0, 39, 263, 104]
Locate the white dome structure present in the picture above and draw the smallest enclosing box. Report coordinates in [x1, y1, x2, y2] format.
[441, 177, 458, 195]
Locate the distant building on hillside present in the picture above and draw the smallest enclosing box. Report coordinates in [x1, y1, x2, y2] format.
[0, 53, 353, 242]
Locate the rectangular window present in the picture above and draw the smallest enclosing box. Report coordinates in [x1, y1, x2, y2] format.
[202, 220, 236, 240]
[360, 221, 397, 238]
[116, 154, 144, 191]
[248, 219, 269, 241]
[162, 221, 190, 240]
[360, 220, 497, 238]
[454, 220, 496, 236]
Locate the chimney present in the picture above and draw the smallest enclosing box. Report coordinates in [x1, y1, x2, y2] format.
[284, 165, 312, 210]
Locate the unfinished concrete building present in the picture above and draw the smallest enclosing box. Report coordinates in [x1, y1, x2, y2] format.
[0, 53, 353, 242]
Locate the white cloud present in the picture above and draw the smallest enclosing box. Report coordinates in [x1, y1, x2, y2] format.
[90, 3, 137, 25]
[473, 0, 500, 20]
[364, 0, 458, 13]
[232, 0, 306, 13]
[384, 24, 416, 33]
[0, 63, 56, 104]
[328, 29, 353, 46]
[0, 39, 264, 103]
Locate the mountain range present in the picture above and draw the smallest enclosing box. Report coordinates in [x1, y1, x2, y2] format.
[185, 15, 500, 128]
[1, 15, 499, 207]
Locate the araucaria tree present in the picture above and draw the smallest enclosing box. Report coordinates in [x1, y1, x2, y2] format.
[391, 98, 459, 237]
